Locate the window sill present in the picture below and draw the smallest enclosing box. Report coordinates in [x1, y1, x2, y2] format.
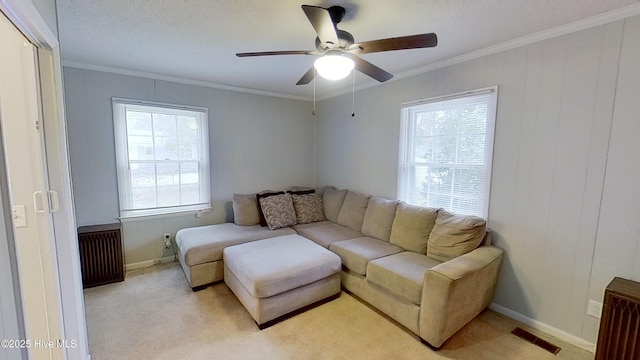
[119, 207, 212, 223]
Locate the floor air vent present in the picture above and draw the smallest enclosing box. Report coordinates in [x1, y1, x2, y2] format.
[511, 327, 561, 355]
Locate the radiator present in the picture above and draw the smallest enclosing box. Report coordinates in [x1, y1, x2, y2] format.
[78, 223, 124, 288]
[595, 277, 640, 360]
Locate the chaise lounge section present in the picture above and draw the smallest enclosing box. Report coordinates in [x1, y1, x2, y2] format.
[175, 186, 503, 348]
[176, 223, 295, 290]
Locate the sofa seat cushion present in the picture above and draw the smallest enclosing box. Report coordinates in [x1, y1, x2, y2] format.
[294, 221, 363, 248]
[367, 252, 442, 305]
[329, 237, 404, 276]
[175, 223, 296, 266]
[291, 220, 332, 232]
[223, 234, 341, 298]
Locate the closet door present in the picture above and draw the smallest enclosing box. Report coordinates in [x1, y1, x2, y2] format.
[0, 12, 64, 360]
[0, 150, 25, 360]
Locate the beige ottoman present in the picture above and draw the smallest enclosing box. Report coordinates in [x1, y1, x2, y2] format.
[223, 234, 342, 328]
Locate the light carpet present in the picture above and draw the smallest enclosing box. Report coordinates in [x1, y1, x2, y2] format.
[84, 261, 593, 360]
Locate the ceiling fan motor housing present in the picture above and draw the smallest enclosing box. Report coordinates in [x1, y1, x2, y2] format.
[314, 5, 353, 51]
[315, 29, 354, 51]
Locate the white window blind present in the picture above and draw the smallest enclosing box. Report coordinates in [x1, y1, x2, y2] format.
[113, 99, 210, 219]
[398, 88, 497, 218]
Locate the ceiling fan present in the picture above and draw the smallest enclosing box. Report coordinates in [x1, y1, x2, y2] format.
[236, 5, 438, 85]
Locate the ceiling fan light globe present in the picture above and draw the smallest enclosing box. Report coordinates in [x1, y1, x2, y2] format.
[314, 54, 354, 80]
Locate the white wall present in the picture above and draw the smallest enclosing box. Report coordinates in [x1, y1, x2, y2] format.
[30, 0, 56, 36]
[315, 15, 640, 344]
[63, 67, 315, 264]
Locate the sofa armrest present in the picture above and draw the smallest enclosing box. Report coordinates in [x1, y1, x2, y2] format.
[418, 245, 504, 348]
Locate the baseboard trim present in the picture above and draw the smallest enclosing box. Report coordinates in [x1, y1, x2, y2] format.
[125, 256, 176, 272]
[489, 303, 596, 353]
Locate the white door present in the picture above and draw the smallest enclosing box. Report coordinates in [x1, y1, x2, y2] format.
[0, 12, 65, 360]
[38, 47, 90, 360]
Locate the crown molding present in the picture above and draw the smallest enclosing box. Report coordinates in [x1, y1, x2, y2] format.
[318, 2, 640, 101]
[62, 60, 311, 102]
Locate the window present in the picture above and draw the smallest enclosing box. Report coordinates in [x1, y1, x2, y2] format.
[398, 88, 497, 218]
[113, 99, 210, 219]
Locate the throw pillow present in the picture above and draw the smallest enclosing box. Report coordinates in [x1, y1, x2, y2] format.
[291, 193, 326, 224]
[258, 193, 297, 230]
[287, 189, 315, 195]
[427, 210, 486, 262]
[337, 191, 371, 231]
[256, 191, 284, 226]
[389, 203, 439, 254]
[231, 193, 259, 226]
[322, 188, 348, 223]
[361, 196, 399, 241]
[286, 186, 315, 193]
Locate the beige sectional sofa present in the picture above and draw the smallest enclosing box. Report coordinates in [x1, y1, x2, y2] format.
[175, 187, 503, 348]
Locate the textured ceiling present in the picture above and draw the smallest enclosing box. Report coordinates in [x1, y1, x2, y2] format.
[57, 0, 639, 99]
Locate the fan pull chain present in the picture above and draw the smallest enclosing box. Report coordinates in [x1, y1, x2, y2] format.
[313, 67, 317, 116]
[351, 71, 355, 117]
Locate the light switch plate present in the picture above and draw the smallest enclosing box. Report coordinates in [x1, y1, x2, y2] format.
[13, 205, 27, 227]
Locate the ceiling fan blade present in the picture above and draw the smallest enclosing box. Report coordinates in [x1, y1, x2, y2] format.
[344, 53, 393, 82]
[301, 5, 340, 48]
[296, 67, 315, 85]
[352, 33, 438, 54]
[236, 50, 317, 57]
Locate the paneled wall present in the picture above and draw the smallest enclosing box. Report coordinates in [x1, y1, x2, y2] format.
[315, 15, 640, 344]
[63, 12, 640, 346]
[63, 68, 315, 264]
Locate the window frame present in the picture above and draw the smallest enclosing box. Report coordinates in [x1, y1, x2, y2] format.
[397, 87, 498, 219]
[112, 98, 211, 219]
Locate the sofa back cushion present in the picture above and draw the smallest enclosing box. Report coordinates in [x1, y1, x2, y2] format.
[232, 193, 260, 226]
[427, 210, 486, 261]
[323, 188, 348, 223]
[389, 203, 438, 254]
[337, 191, 371, 231]
[361, 196, 399, 241]
[315, 185, 334, 196]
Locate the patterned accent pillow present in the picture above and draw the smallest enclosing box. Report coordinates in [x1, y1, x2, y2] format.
[259, 193, 297, 230]
[256, 191, 284, 226]
[291, 193, 326, 224]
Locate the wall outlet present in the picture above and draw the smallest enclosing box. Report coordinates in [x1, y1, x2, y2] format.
[587, 299, 603, 318]
[163, 233, 171, 249]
